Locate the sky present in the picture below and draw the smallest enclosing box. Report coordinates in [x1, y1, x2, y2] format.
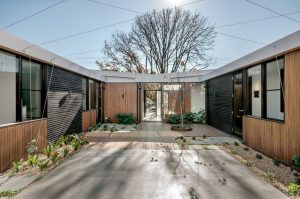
[0, 0, 299, 70]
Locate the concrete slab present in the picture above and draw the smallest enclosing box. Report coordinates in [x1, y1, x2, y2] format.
[15, 147, 287, 199]
[0, 174, 38, 192]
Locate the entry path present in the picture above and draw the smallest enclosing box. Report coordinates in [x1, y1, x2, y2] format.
[15, 124, 287, 199]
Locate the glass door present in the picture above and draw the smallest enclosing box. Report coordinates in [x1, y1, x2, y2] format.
[144, 90, 162, 121]
[233, 73, 243, 137]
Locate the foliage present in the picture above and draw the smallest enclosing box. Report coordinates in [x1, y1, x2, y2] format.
[168, 115, 181, 124]
[234, 141, 239, 146]
[110, 126, 118, 132]
[265, 172, 276, 181]
[27, 154, 39, 167]
[71, 139, 81, 151]
[192, 136, 196, 140]
[288, 183, 299, 196]
[26, 139, 38, 155]
[116, 113, 133, 124]
[12, 160, 23, 173]
[62, 147, 69, 157]
[292, 156, 300, 171]
[243, 147, 249, 151]
[0, 190, 18, 197]
[272, 159, 280, 166]
[97, 8, 215, 73]
[255, 154, 263, 159]
[184, 112, 195, 124]
[193, 110, 205, 124]
[103, 124, 109, 131]
[50, 151, 60, 164]
[245, 160, 253, 167]
[37, 160, 49, 172]
[43, 143, 55, 158]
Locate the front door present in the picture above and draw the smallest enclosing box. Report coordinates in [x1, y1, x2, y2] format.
[144, 90, 162, 121]
[233, 73, 243, 137]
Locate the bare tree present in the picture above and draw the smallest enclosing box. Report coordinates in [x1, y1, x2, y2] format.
[97, 8, 215, 73]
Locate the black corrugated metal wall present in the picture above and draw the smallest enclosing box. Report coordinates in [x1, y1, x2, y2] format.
[207, 74, 233, 134]
[47, 67, 83, 142]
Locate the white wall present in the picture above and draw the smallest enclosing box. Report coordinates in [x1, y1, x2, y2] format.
[191, 83, 205, 113]
[0, 72, 16, 124]
[251, 75, 261, 117]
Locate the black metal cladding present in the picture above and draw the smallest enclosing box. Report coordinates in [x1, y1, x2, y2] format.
[47, 66, 82, 142]
[207, 74, 233, 134]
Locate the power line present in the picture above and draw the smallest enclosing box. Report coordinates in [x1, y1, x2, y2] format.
[0, 0, 67, 30]
[217, 32, 267, 45]
[87, 0, 144, 14]
[21, 0, 204, 51]
[245, 0, 300, 24]
[216, 10, 300, 28]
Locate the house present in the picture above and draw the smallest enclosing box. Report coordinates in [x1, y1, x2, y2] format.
[0, 30, 300, 172]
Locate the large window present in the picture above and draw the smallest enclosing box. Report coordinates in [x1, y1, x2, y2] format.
[266, 59, 284, 120]
[246, 58, 284, 121]
[0, 51, 18, 124]
[247, 65, 262, 117]
[21, 60, 42, 120]
[89, 80, 96, 109]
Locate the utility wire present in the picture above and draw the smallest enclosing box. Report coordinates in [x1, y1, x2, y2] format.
[216, 10, 300, 28]
[245, 0, 300, 24]
[87, 0, 144, 14]
[217, 32, 267, 45]
[21, 0, 204, 51]
[0, 0, 67, 30]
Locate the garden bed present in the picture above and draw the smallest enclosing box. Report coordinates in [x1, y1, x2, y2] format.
[220, 142, 300, 197]
[94, 123, 138, 132]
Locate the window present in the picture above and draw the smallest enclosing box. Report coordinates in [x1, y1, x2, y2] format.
[89, 80, 96, 109]
[163, 84, 181, 91]
[266, 58, 284, 120]
[82, 78, 88, 111]
[247, 65, 262, 117]
[21, 60, 42, 120]
[0, 51, 18, 124]
[145, 83, 161, 90]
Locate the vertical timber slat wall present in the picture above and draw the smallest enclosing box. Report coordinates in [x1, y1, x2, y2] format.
[0, 119, 48, 172]
[243, 49, 300, 165]
[104, 83, 137, 122]
[82, 110, 97, 132]
[47, 67, 82, 142]
[207, 74, 233, 134]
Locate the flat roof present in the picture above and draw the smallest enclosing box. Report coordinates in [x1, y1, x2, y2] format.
[1, 30, 300, 83]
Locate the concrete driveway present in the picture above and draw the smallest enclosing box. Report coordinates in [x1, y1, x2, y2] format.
[15, 144, 287, 199]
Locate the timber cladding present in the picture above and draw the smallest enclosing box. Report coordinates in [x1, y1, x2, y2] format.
[104, 83, 137, 123]
[243, 49, 300, 165]
[82, 110, 97, 132]
[0, 119, 48, 172]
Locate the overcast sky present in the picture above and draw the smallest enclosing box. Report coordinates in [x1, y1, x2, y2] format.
[0, 0, 299, 70]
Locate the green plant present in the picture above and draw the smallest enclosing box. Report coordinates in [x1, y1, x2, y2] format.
[266, 172, 276, 181]
[43, 143, 54, 158]
[245, 160, 253, 167]
[230, 149, 237, 154]
[192, 136, 196, 140]
[110, 126, 118, 132]
[12, 159, 23, 173]
[288, 183, 299, 196]
[202, 135, 207, 139]
[193, 110, 205, 123]
[184, 112, 195, 124]
[0, 190, 18, 197]
[243, 147, 249, 151]
[103, 124, 109, 131]
[50, 151, 60, 164]
[26, 139, 37, 154]
[27, 154, 39, 167]
[167, 114, 181, 124]
[292, 156, 300, 171]
[234, 141, 239, 146]
[116, 113, 133, 124]
[37, 160, 49, 172]
[272, 159, 280, 166]
[62, 147, 69, 157]
[72, 140, 81, 151]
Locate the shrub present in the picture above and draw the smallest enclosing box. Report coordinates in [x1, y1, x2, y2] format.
[72, 140, 81, 151]
[184, 112, 195, 124]
[292, 156, 300, 171]
[288, 183, 299, 196]
[0, 190, 17, 197]
[12, 160, 23, 173]
[27, 154, 38, 167]
[192, 136, 196, 140]
[245, 160, 253, 167]
[43, 143, 54, 158]
[167, 115, 181, 124]
[256, 154, 263, 159]
[273, 159, 280, 166]
[193, 110, 205, 123]
[62, 147, 69, 157]
[116, 113, 133, 124]
[37, 160, 49, 172]
[266, 172, 276, 181]
[234, 141, 239, 146]
[243, 147, 249, 151]
[26, 139, 37, 155]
